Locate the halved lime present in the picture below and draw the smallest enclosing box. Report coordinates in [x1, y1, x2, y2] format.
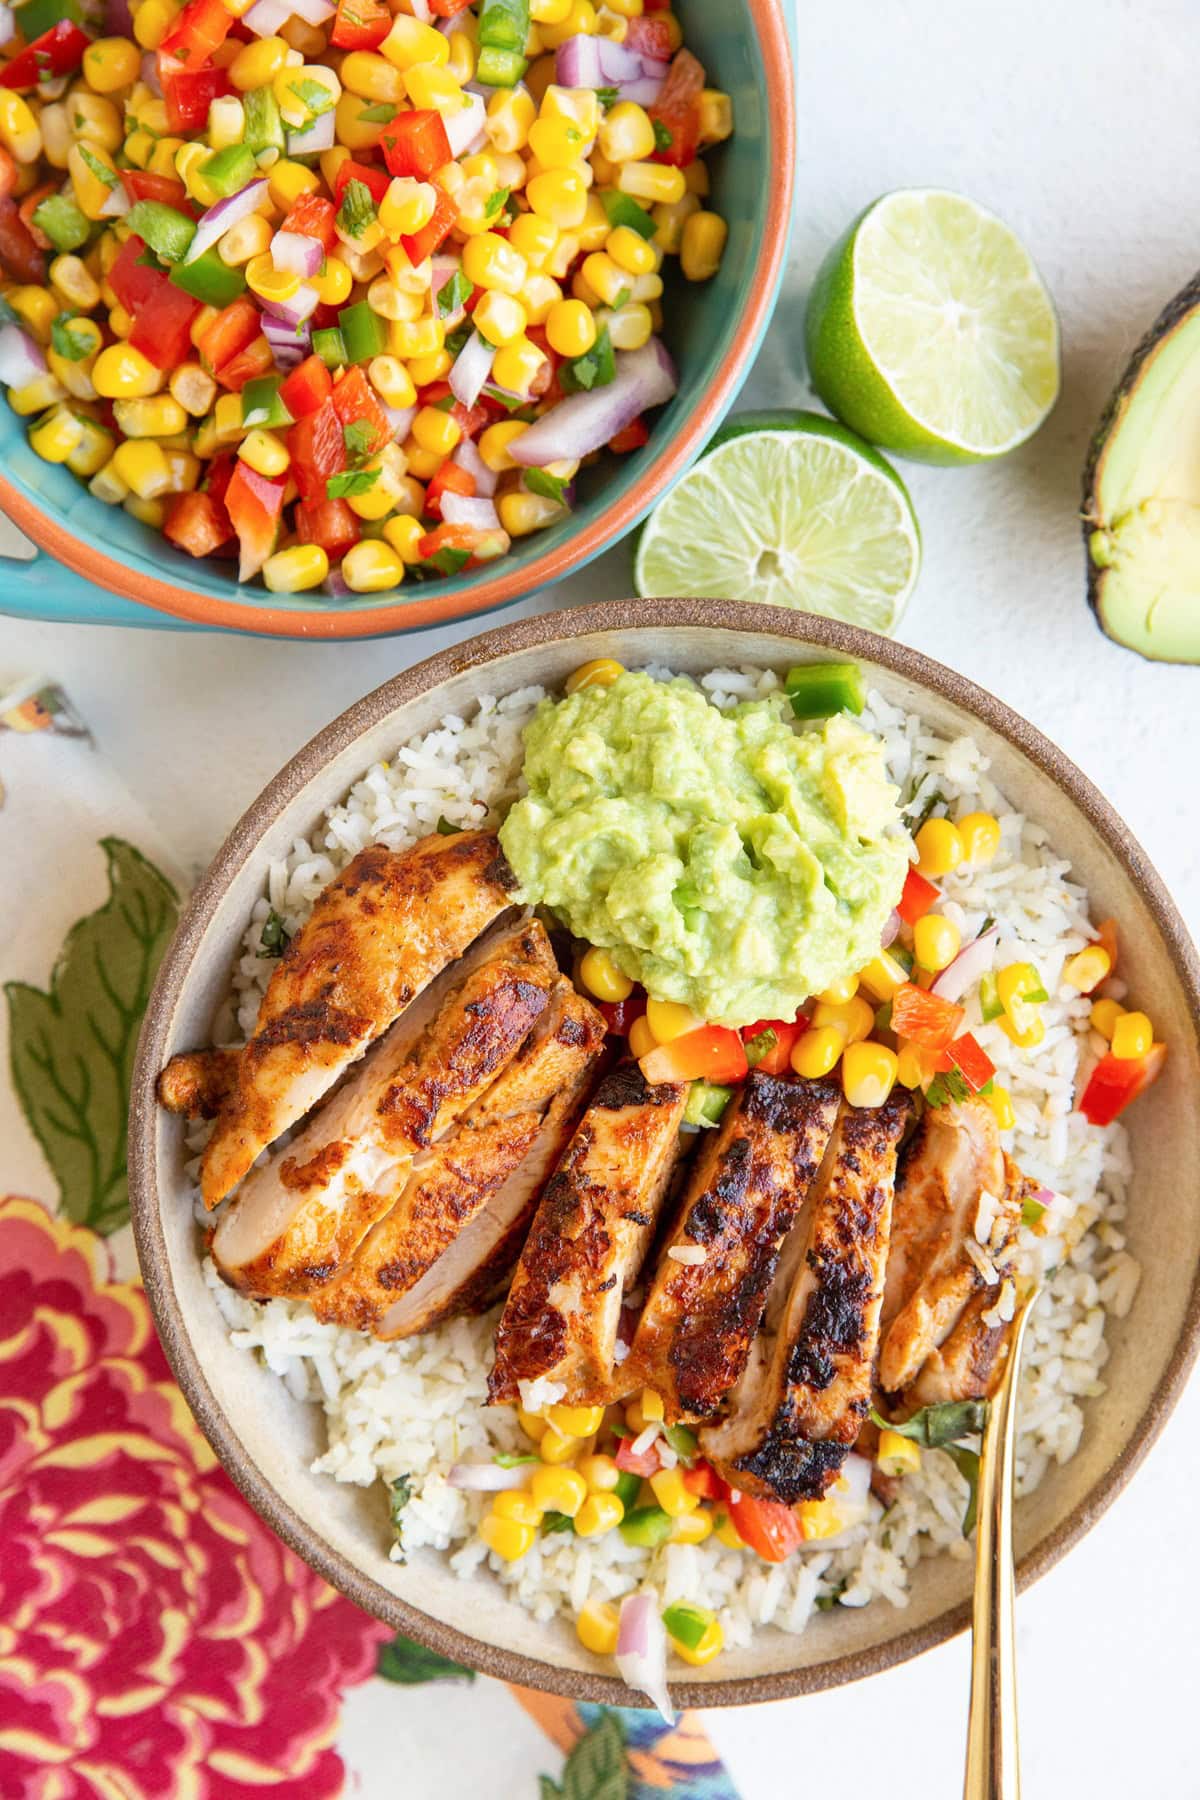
[805, 188, 1060, 464]
[633, 410, 920, 633]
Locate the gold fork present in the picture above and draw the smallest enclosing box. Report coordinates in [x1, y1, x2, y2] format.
[963, 1284, 1041, 1800]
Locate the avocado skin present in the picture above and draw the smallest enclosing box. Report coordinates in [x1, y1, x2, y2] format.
[1082, 270, 1200, 656]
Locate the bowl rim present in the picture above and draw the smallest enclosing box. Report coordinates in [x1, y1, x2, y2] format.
[129, 596, 1200, 1707]
[0, 0, 794, 642]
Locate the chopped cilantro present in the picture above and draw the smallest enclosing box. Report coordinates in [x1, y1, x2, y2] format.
[1022, 1195, 1047, 1227]
[77, 144, 118, 188]
[288, 76, 335, 119]
[259, 909, 291, 957]
[596, 85, 619, 106]
[342, 418, 375, 465]
[436, 816, 464, 836]
[50, 313, 92, 360]
[436, 268, 472, 317]
[483, 185, 510, 221]
[336, 177, 376, 239]
[522, 467, 569, 505]
[443, 323, 472, 357]
[388, 1473, 413, 1560]
[429, 544, 471, 576]
[326, 466, 381, 499]
[357, 101, 398, 123]
[652, 118, 673, 152]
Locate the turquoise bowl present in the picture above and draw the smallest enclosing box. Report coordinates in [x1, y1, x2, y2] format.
[0, 0, 794, 637]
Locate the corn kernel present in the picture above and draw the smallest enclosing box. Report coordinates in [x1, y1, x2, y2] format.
[577, 1453, 621, 1493]
[9, 374, 68, 416]
[229, 35, 290, 90]
[617, 159, 686, 205]
[681, 209, 727, 282]
[310, 253, 352, 305]
[10, 287, 58, 339]
[133, 0, 177, 48]
[642, 998, 697, 1043]
[175, 141, 219, 207]
[542, 296, 595, 359]
[520, 271, 562, 326]
[49, 255, 101, 311]
[212, 391, 248, 443]
[574, 1493, 624, 1537]
[236, 428, 289, 479]
[816, 972, 858, 1006]
[998, 1014, 1046, 1051]
[649, 1467, 698, 1519]
[39, 100, 71, 168]
[544, 228, 583, 279]
[579, 250, 630, 307]
[380, 14, 448, 69]
[811, 995, 874, 1045]
[207, 94, 247, 150]
[528, 114, 588, 169]
[531, 0, 572, 20]
[957, 811, 1001, 864]
[339, 49, 404, 103]
[402, 437, 443, 480]
[606, 223, 657, 275]
[346, 471, 401, 521]
[486, 86, 536, 153]
[913, 913, 962, 973]
[262, 543, 328, 592]
[517, 1404, 548, 1442]
[842, 1040, 899, 1108]
[218, 211, 272, 268]
[796, 1498, 844, 1541]
[46, 347, 97, 402]
[409, 404, 461, 459]
[530, 1465, 588, 1518]
[597, 98, 655, 163]
[987, 1085, 1016, 1130]
[1090, 997, 1125, 1041]
[407, 347, 453, 386]
[404, 62, 464, 113]
[669, 1508, 713, 1546]
[149, 135, 188, 179]
[90, 455, 129, 504]
[82, 35, 141, 92]
[1063, 945, 1112, 994]
[625, 1013, 654, 1059]
[467, 289, 522, 348]
[639, 1387, 664, 1424]
[112, 438, 172, 499]
[161, 447, 201, 493]
[791, 1025, 844, 1080]
[667, 1610, 723, 1667]
[526, 164, 589, 228]
[575, 1599, 619, 1656]
[508, 213, 558, 270]
[380, 512, 425, 564]
[493, 1489, 544, 1528]
[337, 540, 402, 590]
[479, 419, 529, 471]
[479, 1513, 535, 1561]
[28, 405, 85, 464]
[65, 416, 115, 479]
[387, 316, 444, 360]
[92, 343, 163, 399]
[652, 192, 700, 255]
[0, 90, 41, 163]
[123, 493, 166, 527]
[112, 395, 187, 438]
[857, 952, 908, 1003]
[367, 355, 416, 411]
[538, 0, 595, 46]
[166, 363, 216, 418]
[1112, 1010, 1153, 1060]
[538, 1425, 580, 1465]
[492, 334, 546, 396]
[461, 230, 528, 297]
[713, 1509, 743, 1550]
[579, 946, 632, 1003]
[697, 89, 733, 144]
[546, 1403, 605, 1437]
[915, 817, 965, 879]
[267, 157, 320, 210]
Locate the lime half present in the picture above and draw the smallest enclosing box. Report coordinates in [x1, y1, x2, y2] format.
[805, 189, 1060, 465]
[633, 410, 920, 633]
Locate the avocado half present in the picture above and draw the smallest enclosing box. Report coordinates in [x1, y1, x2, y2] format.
[1084, 274, 1200, 663]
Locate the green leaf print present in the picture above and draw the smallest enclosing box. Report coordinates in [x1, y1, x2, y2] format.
[375, 1633, 475, 1685]
[541, 1713, 627, 1800]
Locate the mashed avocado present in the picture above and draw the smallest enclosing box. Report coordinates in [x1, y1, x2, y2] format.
[499, 671, 910, 1027]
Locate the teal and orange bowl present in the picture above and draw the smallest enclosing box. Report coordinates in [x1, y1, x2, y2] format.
[0, 0, 794, 639]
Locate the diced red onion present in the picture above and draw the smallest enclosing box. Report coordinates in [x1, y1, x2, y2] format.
[932, 924, 999, 1003]
[271, 230, 324, 278]
[139, 49, 162, 93]
[243, 0, 291, 34]
[99, 183, 130, 219]
[840, 1452, 872, 1509]
[0, 323, 47, 388]
[263, 311, 311, 371]
[511, 337, 677, 467]
[184, 178, 268, 264]
[615, 1595, 673, 1722]
[618, 74, 666, 105]
[880, 909, 901, 949]
[289, 0, 334, 21]
[263, 282, 320, 327]
[556, 32, 667, 101]
[452, 433, 496, 496]
[431, 252, 466, 329]
[324, 569, 354, 599]
[444, 90, 486, 159]
[104, 0, 132, 33]
[409, 0, 431, 17]
[449, 330, 495, 409]
[448, 1461, 529, 1493]
[440, 493, 500, 532]
[382, 402, 415, 441]
[0, 4, 18, 44]
[287, 111, 336, 156]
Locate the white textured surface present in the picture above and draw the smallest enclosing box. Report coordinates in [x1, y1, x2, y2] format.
[1, 0, 1198, 1792]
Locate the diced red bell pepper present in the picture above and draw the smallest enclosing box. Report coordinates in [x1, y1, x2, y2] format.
[1095, 918, 1119, 973]
[204, 450, 238, 507]
[728, 1493, 804, 1562]
[333, 158, 391, 207]
[0, 20, 89, 91]
[0, 196, 43, 283]
[280, 353, 333, 420]
[399, 181, 456, 265]
[416, 521, 509, 568]
[120, 168, 193, 211]
[196, 295, 260, 372]
[639, 1025, 749, 1087]
[108, 235, 165, 315]
[163, 489, 232, 558]
[897, 864, 941, 925]
[423, 458, 475, 521]
[129, 280, 203, 371]
[741, 1017, 805, 1077]
[429, 0, 473, 14]
[609, 416, 650, 454]
[682, 1461, 729, 1502]
[1078, 1044, 1165, 1127]
[287, 397, 346, 502]
[331, 363, 390, 454]
[380, 110, 452, 181]
[159, 0, 233, 66]
[598, 992, 647, 1037]
[890, 983, 965, 1053]
[648, 47, 704, 167]
[159, 58, 233, 133]
[330, 0, 392, 49]
[294, 496, 361, 559]
[946, 1032, 996, 1095]
[624, 15, 673, 58]
[224, 461, 286, 582]
[215, 333, 273, 393]
[615, 1435, 662, 1479]
[281, 190, 338, 251]
[0, 148, 17, 203]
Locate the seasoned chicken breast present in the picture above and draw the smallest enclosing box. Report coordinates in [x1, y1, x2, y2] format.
[877, 1098, 1021, 1406]
[622, 1074, 842, 1422]
[199, 831, 517, 1207]
[487, 1060, 688, 1408]
[309, 982, 606, 1334]
[211, 916, 557, 1299]
[701, 1091, 909, 1503]
[156, 1047, 239, 1119]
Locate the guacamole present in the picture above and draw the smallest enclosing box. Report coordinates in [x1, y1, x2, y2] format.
[499, 671, 910, 1027]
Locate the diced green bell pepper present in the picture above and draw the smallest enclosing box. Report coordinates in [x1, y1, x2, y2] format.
[241, 375, 294, 430]
[979, 971, 1004, 1023]
[784, 661, 866, 718]
[619, 1505, 673, 1549]
[312, 326, 347, 369]
[662, 1603, 713, 1651]
[243, 83, 285, 155]
[31, 190, 91, 253]
[125, 199, 196, 264]
[199, 144, 257, 198]
[559, 322, 615, 393]
[599, 189, 657, 240]
[170, 248, 247, 307]
[13, 0, 84, 42]
[474, 44, 527, 86]
[613, 1469, 642, 1511]
[338, 300, 386, 364]
[683, 1080, 733, 1128]
[478, 0, 529, 51]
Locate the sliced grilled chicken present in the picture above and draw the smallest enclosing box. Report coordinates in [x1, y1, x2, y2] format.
[199, 831, 517, 1207]
[156, 1048, 239, 1119]
[309, 982, 606, 1334]
[877, 1098, 1020, 1406]
[621, 1073, 842, 1422]
[701, 1091, 910, 1503]
[211, 916, 557, 1299]
[487, 1060, 689, 1407]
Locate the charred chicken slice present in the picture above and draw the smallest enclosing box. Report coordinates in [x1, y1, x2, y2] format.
[210, 916, 557, 1299]
[157, 1048, 239, 1119]
[622, 1073, 842, 1423]
[308, 981, 606, 1334]
[198, 830, 517, 1207]
[701, 1091, 910, 1503]
[877, 1098, 1021, 1409]
[487, 1060, 688, 1408]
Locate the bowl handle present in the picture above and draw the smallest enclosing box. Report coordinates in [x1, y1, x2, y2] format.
[0, 521, 198, 629]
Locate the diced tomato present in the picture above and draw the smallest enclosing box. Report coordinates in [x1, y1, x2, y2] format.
[615, 1435, 662, 1479]
[224, 461, 285, 582]
[120, 168, 192, 212]
[159, 0, 233, 66]
[639, 1025, 749, 1087]
[897, 864, 941, 925]
[331, 363, 390, 453]
[648, 48, 704, 167]
[108, 235, 164, 315]
[159, 57, 233, 133]
[682, 1462, 729, 1502]
[287, 398, 346, 502]
[203, 451, 238, 507]
[414, 522, 484, 564]
[196, 295, 259, 371]
[890, 983, 965, 1053]
[624, 15, 673, 58]
[0, 20, 89, 91]
[330, 0, 392, 48]
[380, 110, 452, 181]
[598, 992, 647, 1037]
[333, 158, 391, 207]
[215, 333, 273, 392]
[609, 417, 650, 454]
[163, 489, 232, 558]
[740, 1017, 805, 1077]
[399, 181, 456, 265]
[294, 496, 361, 559]
[279, 354, 333, 420]
[423, 458, 475, 521]
[129, 280, 203, 371]
[1095, 918, 1119, 973]
[17, 183, 55, 250]
[946, 1032, 996, 1095]
[281, 190, 338, 250]
[728, 1493, 804, 1563]
[0, 196, 44, 283]
[1078, 1044, 1165, 1127]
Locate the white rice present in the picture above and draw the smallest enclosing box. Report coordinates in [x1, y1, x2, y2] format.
[198, 665, 1139, 1647]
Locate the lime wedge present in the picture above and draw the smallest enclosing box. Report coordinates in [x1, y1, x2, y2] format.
[805, 188, 1060, 464]
[633, 410, 920, 633]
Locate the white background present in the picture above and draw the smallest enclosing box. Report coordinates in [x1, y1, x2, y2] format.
[3, 0, 1199, 1791]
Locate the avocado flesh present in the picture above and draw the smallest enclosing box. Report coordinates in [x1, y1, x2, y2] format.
[1087, 299, 1200, 662]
